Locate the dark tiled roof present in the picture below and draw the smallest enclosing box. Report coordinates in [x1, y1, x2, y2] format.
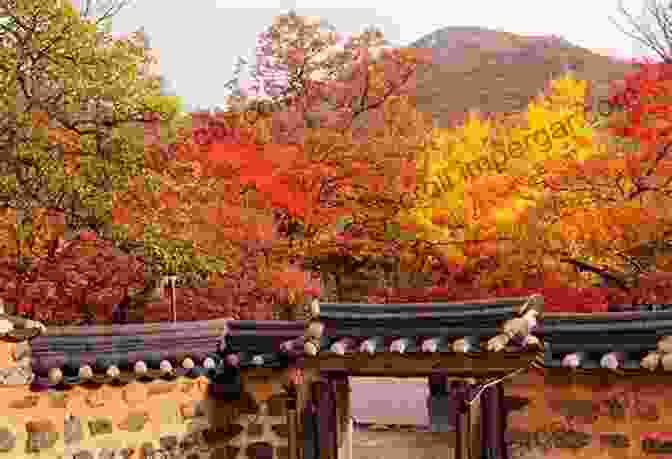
[220, 320, 306, 368]
[27, 295, 548, 388]
[30, 319, 229, 388]
[305, 295, 543, 356]
[541, 311, 672, 371]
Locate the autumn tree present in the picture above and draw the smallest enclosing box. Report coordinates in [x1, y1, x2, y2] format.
[110, 109, 323, 320]
[405, 73, 596, 292]
[218, 12, 432, 300]
[0, 0, 189, 272]
[541, 60, 672, 305]
[432, 63, 672, 308]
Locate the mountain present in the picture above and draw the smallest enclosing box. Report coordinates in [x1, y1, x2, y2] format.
[406, 26, 637, 127]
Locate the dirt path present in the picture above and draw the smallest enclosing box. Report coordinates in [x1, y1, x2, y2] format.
[353, 428, 455, 459]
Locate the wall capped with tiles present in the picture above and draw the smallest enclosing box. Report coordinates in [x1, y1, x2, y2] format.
[504, 370, 672, 459]
[0, 341, 298, 459]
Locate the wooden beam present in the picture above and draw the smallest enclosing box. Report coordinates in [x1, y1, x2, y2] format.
[470, 394, 481, 459]
[303, 352, 539, 377]
[542, 368, 672, 385]
[455, 401, 470, 459]
[287, 398, 298, 459]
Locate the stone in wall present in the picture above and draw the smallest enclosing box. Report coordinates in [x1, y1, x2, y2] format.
[181, 380, 195, 393]
[181, 400, 207, 419]
[247, 423, 263, 437]
[238, 392, 260, 415]
[180, 429, 207, 452]
[504, 396, 531, 413]
[62, 430, 245, 459]
[0, 366, 33, 385]
[123, 383, 149, 406]
[633, 399, 659, 421]
[158, 400, 179, 424]
[64, 415, 83, 445]
[0, 427, 16, 452]
[160, 435, 179, 451]
[13, 342, 30, 361]
[0, 341, 33, 385]
[9, 395, 38, 409]
[507, 428, 593, 456]
[546, 399, 597, 424]
[140, 442, 155, 459]
[600, 398, 626, 420]
[25, 419, 58, 452]
[73, 450, 94, 459]
[551, 430, 591, 449]
[271, 424, 289, 438]
[48, 391, 69, 408]
[267, 395, 286, 417]
[88, 417, 113, 436]
[202, 424, 244, 445]
[508, 430, 548, 459]
[643, 438, 672, 454]
[148, 381, 177, 396]
[119, 411, 150, 432]
[599, 433, 630, 449]
[85, 390, 106, 408]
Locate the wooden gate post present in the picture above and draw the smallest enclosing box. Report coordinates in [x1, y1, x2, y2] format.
[453, 378, 481, 459]
[287, 396, 298, 459]
[315, 377, 338, 459]
[469, 387, 481, 459]
[455, 398, 470, 459]
[334, 374, 352, 459]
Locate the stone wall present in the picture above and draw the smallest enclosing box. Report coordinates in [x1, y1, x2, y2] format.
[0, 340, 33, 385]
[0, 341, 296, 459]
[504, 370, 672, 459]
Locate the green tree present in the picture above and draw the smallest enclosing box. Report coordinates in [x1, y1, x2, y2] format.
[0, 0, 183, 269]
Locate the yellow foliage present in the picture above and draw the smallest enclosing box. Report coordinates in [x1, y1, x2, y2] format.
[409, 74, 598, 263]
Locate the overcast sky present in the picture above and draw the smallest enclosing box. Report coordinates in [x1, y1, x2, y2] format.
[98, 0, 659, 110]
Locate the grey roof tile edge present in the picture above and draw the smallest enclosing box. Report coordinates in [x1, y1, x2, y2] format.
[317, 294, 543, 318]
[544, 309, 672, 327]
[220, 320, 307, 369]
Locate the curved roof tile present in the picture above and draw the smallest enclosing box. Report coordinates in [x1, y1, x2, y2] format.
[30, 319, 229, 389]
[542, 311, 672, 372]
[304, 295, 543, 356]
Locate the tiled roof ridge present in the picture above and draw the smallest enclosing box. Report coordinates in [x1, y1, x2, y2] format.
[317, 295, 542, 317]
[41, 318, 230, 337]
[30, 318, 232, 388]
[302, 295, 543, 356]
[220, 318, 307, 368]
[544, 309, 672, 321]
[543, 309, 672, 372]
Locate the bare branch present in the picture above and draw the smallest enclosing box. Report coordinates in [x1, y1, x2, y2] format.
[609, 0, 672, 62]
